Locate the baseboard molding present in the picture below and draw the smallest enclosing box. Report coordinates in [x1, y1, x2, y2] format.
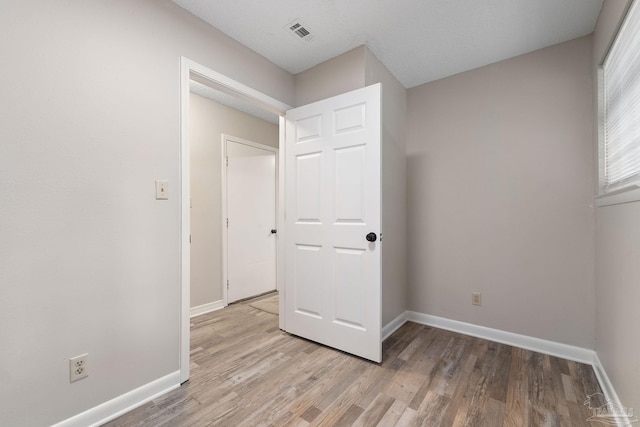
[406, 311, 595, 364]
[49, 310, 627, 427]
[52, 371, 180, 427]
[591, 353, 634, 425]
[382, 311, 408, 341]
[190, 300, 225, 318]
[592, 353, 619, 404]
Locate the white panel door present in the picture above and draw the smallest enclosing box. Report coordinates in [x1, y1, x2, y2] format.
[226, 138, 277, 303]
[284, 84, 381, 362]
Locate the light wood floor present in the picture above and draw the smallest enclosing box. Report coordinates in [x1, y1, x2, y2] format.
[105, 294, 606, 426]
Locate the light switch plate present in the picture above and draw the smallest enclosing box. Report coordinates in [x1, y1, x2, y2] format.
[155, 180, 168, 200]
[472, 292, 482, 306]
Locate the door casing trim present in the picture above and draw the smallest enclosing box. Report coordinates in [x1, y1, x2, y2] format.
[180, 57, 291, 383]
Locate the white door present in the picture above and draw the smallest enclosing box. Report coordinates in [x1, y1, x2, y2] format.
[225, 137, 277, 303]
[284, 84, 381, 362]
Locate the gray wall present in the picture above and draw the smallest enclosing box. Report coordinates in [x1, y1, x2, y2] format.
[4, 0, 636, 424]
[364, 49, 408, 327]
[406, 36, 596, 348]
[190, 94, 279, 308]
[593, 0, 639, 413]
[294, 46, 366, 106]
[0, 1, 293, 426]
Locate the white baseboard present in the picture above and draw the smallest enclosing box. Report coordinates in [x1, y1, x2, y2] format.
[382, 311, 408, 341]
[190, 300, 225, 318]
[591, 353, 634, 426]
[52, 371, 180, 427]
[592, 353, 619, 404]
[406, 311, 595, 364]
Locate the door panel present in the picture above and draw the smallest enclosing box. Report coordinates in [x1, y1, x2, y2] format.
[284, 84, 381, 362]
[226, 138, 277, 303]
[335, 145, 366, 222]
[333, 247, 366, 328]
[295, 153, 322, 222]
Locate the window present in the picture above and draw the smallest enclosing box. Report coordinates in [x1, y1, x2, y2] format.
[601, 0, 640, 194]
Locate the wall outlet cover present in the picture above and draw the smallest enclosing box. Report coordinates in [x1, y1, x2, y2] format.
[69, 353, 88, 383]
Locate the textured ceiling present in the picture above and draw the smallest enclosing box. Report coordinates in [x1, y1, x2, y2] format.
[173, 0, 603, 88]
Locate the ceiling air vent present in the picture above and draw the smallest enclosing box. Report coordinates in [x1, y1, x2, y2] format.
[285, 19, 314, 43]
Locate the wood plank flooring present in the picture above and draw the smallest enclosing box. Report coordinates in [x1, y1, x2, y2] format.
[105, 294, 607, 426]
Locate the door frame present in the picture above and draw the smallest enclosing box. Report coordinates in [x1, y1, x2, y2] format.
[180, 57, 291, 383]
[221, 134, 279, 306]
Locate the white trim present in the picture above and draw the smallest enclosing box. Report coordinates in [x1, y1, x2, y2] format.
[185, 59, 291, 115]
[221, 136, 228, 306]
[190, 300, 225, 318]
[591, 353, 634, 426]
[595, 183, 640, 207]
[52, 371, 180, 427]
[592, 353, 621, 405]
[381, 311, 409, 341]
[406, 311, 595, 364]
[277, 116, 286, 331]
[382, 311, 408, 341]
[180, 57, 292, 383]
[179, 57, 191, 384]
[224, 134, 279, 154]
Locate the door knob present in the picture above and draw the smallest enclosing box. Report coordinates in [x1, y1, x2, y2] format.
[271, 229, 277, 234]
[366, 232, 377, 242]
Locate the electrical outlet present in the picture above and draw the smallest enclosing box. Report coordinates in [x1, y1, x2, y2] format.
[472, 292, 482, 306]
[69, 354, 88, 383]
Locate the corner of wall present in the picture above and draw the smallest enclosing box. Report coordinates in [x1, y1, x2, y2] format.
[361, 47, 409, 326]
[293, 46, 366, 106]
[592, 0, 639, 415]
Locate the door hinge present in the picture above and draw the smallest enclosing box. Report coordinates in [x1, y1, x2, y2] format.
[189, 234, 191, 244]
[226, 218, 229, 228]
[227, 280, 229, 290]
[226, 156, 229, 167]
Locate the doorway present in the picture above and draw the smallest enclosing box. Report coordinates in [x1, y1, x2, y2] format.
[180, 59, 383, 381]
[222, 136, 278, 303]
[188, 92, 280, 317]
[180, 57, 290, 383]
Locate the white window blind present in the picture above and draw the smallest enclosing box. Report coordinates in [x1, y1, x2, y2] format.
[603, 0, 640, 191]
